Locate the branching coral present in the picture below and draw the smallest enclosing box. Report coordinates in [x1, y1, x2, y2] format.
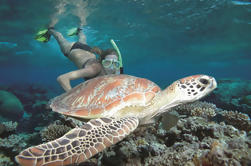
[40, 123, 72, 142]
[0, 152, 14, 166]
[219, 110, 251, 132]
[2, 121, 18, 132]
[0, 134, 28, 152]
[172, 101, 217, 119]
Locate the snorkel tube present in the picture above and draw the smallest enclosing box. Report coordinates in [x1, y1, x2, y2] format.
[110, 39, 123, 74]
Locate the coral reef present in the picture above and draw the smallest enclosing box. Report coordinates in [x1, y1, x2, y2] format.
[219, 110, 251, 132]
[0, 152, 14, 166]
[172, 101, 217, 119]
[0, 121, 35, 153]
[196, 139, 251, 166]
[0, 84, 63, 165]
[0, 134, 28, 152]
[40, 122, 72, 142]
[1, 82, 250, 166]
[99, 116, 251, 166]
[0, 121, 18, 137]
[0, 120, 39, 165]
[2, 121, 18, 132]
[0, 90, 24, 120]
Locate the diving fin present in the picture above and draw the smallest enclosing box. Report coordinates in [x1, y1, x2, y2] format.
[67, 27, 82, 36]
[35, 29, 51, 43]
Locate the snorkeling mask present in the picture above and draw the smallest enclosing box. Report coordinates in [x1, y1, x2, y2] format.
[102, 59, 120, 69]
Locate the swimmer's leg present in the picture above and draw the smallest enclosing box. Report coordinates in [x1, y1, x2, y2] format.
[49, 29, 74, 55]
[78, 28, 87, 44]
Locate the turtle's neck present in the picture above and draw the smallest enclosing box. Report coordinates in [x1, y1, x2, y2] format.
[154, 83, 180, 115]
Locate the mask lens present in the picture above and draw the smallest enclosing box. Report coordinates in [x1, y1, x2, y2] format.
[113, 61, 120, 69]
[102, 60, 112, 68]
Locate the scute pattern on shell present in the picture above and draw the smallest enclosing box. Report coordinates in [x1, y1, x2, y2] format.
[50, 75, 161, 118]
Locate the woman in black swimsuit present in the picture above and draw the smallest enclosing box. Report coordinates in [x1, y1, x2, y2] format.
[48, 28, 121, 92]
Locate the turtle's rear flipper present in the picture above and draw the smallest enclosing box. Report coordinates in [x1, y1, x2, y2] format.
[15, 117, 139, 166]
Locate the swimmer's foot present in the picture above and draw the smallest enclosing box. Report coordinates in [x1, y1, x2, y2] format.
[35, 27, 53, 43]
[67, 27, 82, 36]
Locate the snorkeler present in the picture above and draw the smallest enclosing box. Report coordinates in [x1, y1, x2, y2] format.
[35, 27, 123, 92]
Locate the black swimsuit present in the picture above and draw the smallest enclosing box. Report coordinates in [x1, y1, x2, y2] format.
[64, 42, 106, 80]
[64, 42, 91, 56]
[71, 42, 92, 52]
[64, 42, 98, 68]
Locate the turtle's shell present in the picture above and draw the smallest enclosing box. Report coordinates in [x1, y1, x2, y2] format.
[50, 74, 161, 119]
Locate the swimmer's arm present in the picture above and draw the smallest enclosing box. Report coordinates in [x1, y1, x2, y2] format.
[57, 63, 102, 92]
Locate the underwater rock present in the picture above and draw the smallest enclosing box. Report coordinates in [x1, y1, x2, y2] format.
[0, 90, 24, 120]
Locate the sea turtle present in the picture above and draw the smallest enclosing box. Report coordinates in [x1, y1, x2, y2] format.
[16, 74, 217, 166]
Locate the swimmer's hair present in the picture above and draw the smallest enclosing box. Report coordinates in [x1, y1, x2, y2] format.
[91, 47, 118, 62]
[91, 47, 102, 55]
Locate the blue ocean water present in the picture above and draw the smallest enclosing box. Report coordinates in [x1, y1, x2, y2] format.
[0, 1, 251, 165]
[0, 0, 250, 89]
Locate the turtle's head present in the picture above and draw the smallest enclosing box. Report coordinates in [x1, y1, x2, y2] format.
[169, 75, 217, 103]
[160, 75, 217, 111]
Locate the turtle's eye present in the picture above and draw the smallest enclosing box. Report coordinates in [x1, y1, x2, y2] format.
[199, 78, 209, 85]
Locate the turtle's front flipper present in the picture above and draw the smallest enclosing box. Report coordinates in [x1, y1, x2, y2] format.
[15, 117, 139, 166]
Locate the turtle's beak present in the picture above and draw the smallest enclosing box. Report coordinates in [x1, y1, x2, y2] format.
[211, 77, 217, 89]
